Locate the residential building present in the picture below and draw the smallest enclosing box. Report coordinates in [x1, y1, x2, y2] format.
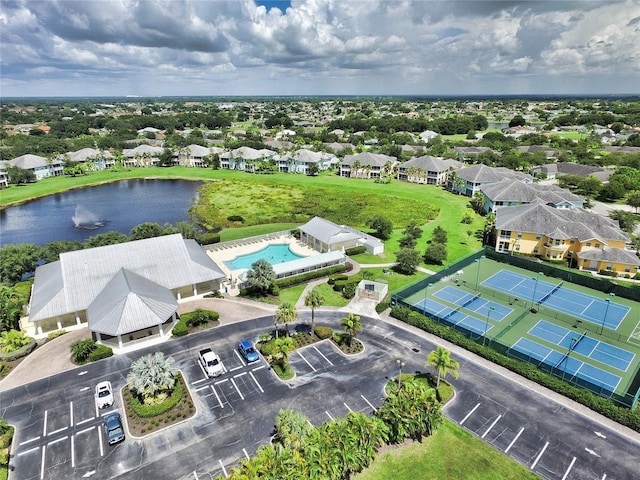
[7, 154, 63, 180]
[65, 148, 114, 170]
[529, 162, 611, 182]
[26, 234, 226, 350]
[451, 164, 532, 197]
[339, 152, 397, 179]
[516, 145, 557, 159]
[122, 144, 164, 166]
[480, 179, 584, 213]
[175, 144, 222, 167]
[277, 149, 337, 174]
[397, 155, 463, 185]
[0, 165, 8, 189]
[220, 146, 277, 171]
[495, 201, 637, 275]
[299, 216, 383, 255]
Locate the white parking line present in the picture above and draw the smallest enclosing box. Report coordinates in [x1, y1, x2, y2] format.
[243, 448, 250, 459]
[481, 414, 502, 439]
[561, 456, 577, 480]
[77, 425, 96, 435]
[531, 441, 548, 470]
[252, 365, 266, 372]
[47, 436, 67, 446]
[459, 402, 480, 425]
[215, 378, 229, 385]
[195, 385, 210, 392]
[234, 349, 245, 364]
[71, 434, 75, 468]
[19, 436, 40, 446]
[360, 394, 377, 412]
[17, 446, 40, 456]
[230, 377, 244, 400]
[297, 351, 317, 372]
[70, 401, 74, 427]
[249, 372, 264, 393]
[313, 345, 333, 365]
[40, 445, 46, 480]
[43, 410, 48, 437]
[191, 378, 208, 386]
[325, 411, 334, 420]
[211, 385, 224, 409]
[98, 427, 104, 457]
[77, 417, 94, 426]
[49, 427, 68, 436]
[234, 371, 247, 379]
[343, 402, 352, 411]
[229, 365, 243, 372]
[219, 459, 228, 478]
[602, 474, 607, 480]
[193, 471, 199, 480]
[505, 427, 524, 453]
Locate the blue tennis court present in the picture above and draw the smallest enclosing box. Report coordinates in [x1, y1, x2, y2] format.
[482, 270, 630, 330]
[528, 320, 635, 372]
[511, 337, 621, 394]
[413, 297, 495, 335]
[433, 285, 512, 321]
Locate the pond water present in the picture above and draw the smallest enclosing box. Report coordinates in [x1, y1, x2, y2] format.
[0, 179, 203, 246]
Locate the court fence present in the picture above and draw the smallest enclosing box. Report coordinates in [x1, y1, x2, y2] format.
[390, 248, 640, 409]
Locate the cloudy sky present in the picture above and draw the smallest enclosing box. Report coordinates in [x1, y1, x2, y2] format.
[1, 0, 639, 97]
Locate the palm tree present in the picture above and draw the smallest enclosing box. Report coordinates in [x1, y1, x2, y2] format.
[247, 259, 276, 294]
[272, 337, 295, 368]
[426, 346, 460, 389]
[127, 352, 177, 403]
[0, 285, 24, 331]
[275, 302, 297, 338]
[341, 313, 362, 347]
[304, 289, 324, 333]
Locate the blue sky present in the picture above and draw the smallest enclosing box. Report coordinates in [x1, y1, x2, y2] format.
[1, 0, 638, 97]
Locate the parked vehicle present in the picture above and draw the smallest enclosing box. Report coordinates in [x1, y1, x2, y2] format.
[199, 348, 224, 377]
[238, 340, 259, 363]
[103, 412, 125, 445]
[95, 381, 114, 409]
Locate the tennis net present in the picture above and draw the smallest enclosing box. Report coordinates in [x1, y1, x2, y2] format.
[570, 331, 588, 352]
[553, 331, 587, 368]
[539, 281, 563, 304]
[461, 293, 481, 309]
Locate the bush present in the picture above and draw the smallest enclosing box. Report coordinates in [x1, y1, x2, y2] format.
[70, 339, 97, 364]
[345, 246, 366, 256]
[269, 284, 280, 296]
[314, 325, 333, 340]
[89, 344, 113, 361]
[129, 375, 183, 418]
[47, 330, 67, 341]
[328, 274, 348, 285]
[181, 309, 219, 327]
[0, 330, 31, 354]
[226, 215, 244, 222]
[342, 282, 357, 299]
[259, 339, 277, 357]
[172, 320, 188, 337]
[198, 232, 221, 245]
[274, 264, 347, 289]
[333, 279, 348, 292]
[598, 269, 618, 278]
[376, 301, 390, 314]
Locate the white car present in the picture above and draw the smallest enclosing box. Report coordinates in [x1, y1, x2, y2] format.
[95, 381, 114, 409]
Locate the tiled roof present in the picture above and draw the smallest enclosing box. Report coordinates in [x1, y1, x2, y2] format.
[576, 247, 639, 264]
[482, 179, 583, 205]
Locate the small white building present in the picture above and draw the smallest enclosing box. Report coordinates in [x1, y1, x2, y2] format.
[299, 217, 384, 255]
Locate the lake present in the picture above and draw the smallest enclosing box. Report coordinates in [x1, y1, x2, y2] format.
[0, 179, 203, 246]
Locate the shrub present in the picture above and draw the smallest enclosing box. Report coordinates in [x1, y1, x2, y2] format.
[376, 301, 390, 313]
[172, 320, 188, 337]
[47, 330, 67, 341]
[274, 264, 346, 289]
[333, 280, 348, 292]
[181, 309, 219, 327]
[314, 325, 333, 340]
[0, 330, 31, 353]
[129, 376, 183, 418]
[259, 340, 277, 357]
[345, 246, 366, 256]
[70, 339, 97, 364]
[269, 284, 280, 296]
[598, 269, 618, 278]
[328, 274, 349, 285]
[342, 282, 357, 299]
[226, 215, 244, 222]
[198, 232, 221, 245]
[89, 344, 113, 361]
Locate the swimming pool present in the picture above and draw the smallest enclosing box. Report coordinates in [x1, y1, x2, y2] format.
[224, 244, 305, 270]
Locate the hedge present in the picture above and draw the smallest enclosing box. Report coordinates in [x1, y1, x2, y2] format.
[274, 264, 347, 289]
[390, 306, 640, 432]
[0, 338, 37, 362]
[328, 274, 349, 285]
[172, 320, 188, 337]
[314, 326, 333, 340]
[89, 344, 113, 361]
[181, 309, 219, 327]
[198, 232, 221, 245]
[345, 246, 366, 256]
[128, 375, 184, 418]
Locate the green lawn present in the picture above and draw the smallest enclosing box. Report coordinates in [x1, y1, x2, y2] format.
[354, 419, 539, 480]
[279, 283, 308, 305]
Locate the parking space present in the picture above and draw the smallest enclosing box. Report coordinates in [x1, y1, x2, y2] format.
[288, 340, 344, 376]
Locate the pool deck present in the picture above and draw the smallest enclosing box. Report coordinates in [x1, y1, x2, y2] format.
[206, 233, 319, 294]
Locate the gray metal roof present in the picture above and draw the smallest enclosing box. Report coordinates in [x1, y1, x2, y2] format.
[273, 250, 346, 276]
[481, 179, 583, 205]
[9, 154, 55, 169]
[399, 155, 462, 172]
[576, 246, 639, 264]
[299, 217, 362, 245]
[342, 152, 396, 167]
[29, 234, 225, 322]
[87, 268, 178, 336]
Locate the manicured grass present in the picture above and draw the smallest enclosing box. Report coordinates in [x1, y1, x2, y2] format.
[354, 419, 539, 480]
[279, 283, 308, 305]
[312, 283, 350, 307]
[219, 223, 300, 241]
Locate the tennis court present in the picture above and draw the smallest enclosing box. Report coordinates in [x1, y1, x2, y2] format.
[528, 320, 636, 372]
[433, 285, 512, 321]
[413, 297, 495, 336]
[510, 337, 622, 394]
[482, 270, 630, 330]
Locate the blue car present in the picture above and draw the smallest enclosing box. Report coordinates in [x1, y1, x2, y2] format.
[238, 340, 259, 363]
[104, 412, 125, 445]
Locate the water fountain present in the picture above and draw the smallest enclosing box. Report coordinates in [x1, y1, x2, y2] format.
[72, 205, 106, 230]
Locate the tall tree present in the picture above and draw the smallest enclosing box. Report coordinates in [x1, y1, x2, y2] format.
[304, 289, 324, 333]
[0, 244, 40, 284]
[626, 190, 640, 213]
[366, 215, 393, 240]
[127, 352, 177, 404]
[395, 248, 421, 275]
[246, 259, 276, 294]
[341, 312, 362, 347]
[275, 302, 297, 337]
[427, 346, 460, 389]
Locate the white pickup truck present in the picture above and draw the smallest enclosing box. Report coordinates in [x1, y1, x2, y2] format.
[199, 348, 224, 377]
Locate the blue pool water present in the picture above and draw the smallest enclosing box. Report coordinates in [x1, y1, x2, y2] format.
[225, 244, 304, 270]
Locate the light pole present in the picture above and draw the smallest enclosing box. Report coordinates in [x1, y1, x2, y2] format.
[531, 272, 543, 309]
[483, 306, 495, 346]
[475, 255, 485, 290]
[600, 293, 615, 335]
[396, 359, 405, 386]
[422, 283, 433, 317]
[563, 337, 578, 381]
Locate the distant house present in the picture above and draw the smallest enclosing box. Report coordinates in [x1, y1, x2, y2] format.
[7, 154, 63, 180]
[451, 164, 532, 197]
[220, 147, 277, 171]
[480, 179, 584, 213]
[516, 145, 557, 159]
[495, 201, 637, 276]
[397, 155, 463, 185]
[418, 130, 439, 142]
[65, 148, 114, 170]
[175, 144, 216, 167]
[299, 216, 383, 255]
[277, 149, 337, 174]
[323, 142, 354, 153]
[26, 234, 226, 350]
[137, 126, 162, 136]
[340, 152, 397, 179]
[0, 165, 9, 189]
[453, 146, 493, 161]
[122, 144, 164, 167]
[529, 162, 611, 182]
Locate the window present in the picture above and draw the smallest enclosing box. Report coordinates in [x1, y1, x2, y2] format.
[515, 245, 520, 251]
[606, 263, 613, 270]
[625, 265, 631, 273]
[535, 234, 542, 240]
[586, 242, 592, 247]
[534, 247, 539, 253]
[595, 243, 600, 248]
[570, 239, 575, 244]
[555, 239, 561, 245]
